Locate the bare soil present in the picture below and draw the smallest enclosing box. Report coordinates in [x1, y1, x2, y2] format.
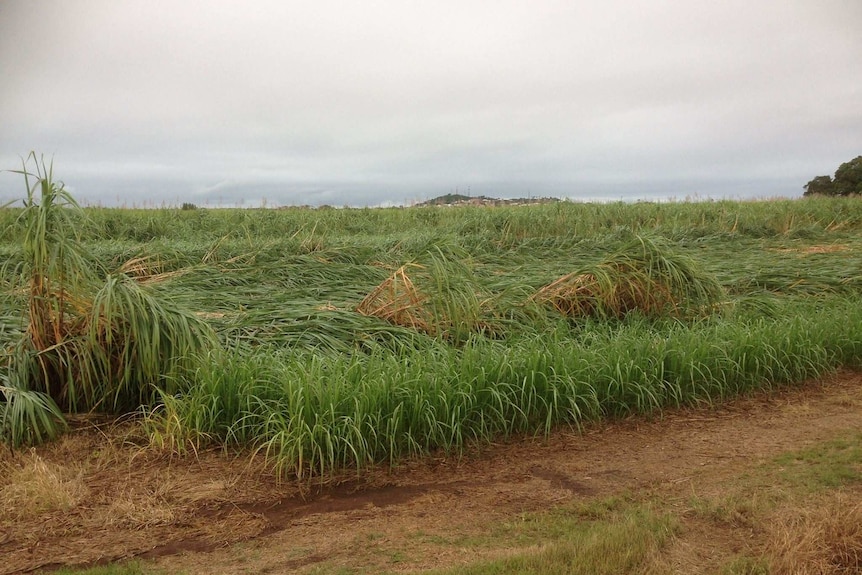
[2, 370, 861, 574]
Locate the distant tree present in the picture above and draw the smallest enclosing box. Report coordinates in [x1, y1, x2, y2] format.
[804, 155, 862, 196]
[803, 175, 835, 196]
[832, 155, 862, 196]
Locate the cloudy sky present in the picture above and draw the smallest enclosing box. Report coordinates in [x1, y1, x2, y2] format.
[1, 1, 859, 207]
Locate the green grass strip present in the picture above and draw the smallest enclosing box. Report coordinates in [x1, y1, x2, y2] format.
[147, 295, 862, 478]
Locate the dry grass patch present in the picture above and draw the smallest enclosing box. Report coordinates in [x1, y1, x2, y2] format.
[117, 255, 190, 284]
[357, 264, 433, 333]
[766, 491, 862, 574]
[771, 244, 850, 256]
[103, 487, 179, 528]
[0, 451, 87, 520]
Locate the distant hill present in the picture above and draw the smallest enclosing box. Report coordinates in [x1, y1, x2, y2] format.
[418, 194, 561, 207]
[418, 193, 471, 205]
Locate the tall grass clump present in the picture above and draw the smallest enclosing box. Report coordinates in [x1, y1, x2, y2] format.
[533, 234, 724, 320]
[1, 154, 215, 446]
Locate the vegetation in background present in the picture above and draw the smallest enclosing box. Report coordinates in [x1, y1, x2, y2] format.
[804, 155, 862, 196]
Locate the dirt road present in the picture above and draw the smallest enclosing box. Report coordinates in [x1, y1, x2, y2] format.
[3, 370, 861, 574]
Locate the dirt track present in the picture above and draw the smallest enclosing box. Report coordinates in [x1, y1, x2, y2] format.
[2, 370, 861, 574]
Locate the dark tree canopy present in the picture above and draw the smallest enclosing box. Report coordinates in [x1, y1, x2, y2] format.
[833, 156, 862, 196]
[804, 155, 862, 196]
[804, 175, 834, 196]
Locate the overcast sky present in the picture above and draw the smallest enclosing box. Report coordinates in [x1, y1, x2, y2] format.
[1, 1, 859, 207]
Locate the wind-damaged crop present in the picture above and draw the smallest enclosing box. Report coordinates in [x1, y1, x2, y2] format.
[533, 234, 725, 320]
[356, 248, 501, 342]
[356, 263, 432, 333]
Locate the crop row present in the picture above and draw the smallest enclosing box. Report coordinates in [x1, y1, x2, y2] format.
[149, 295, 862, 478]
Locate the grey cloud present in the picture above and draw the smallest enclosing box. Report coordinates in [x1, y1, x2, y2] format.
[1, 0, 860, 207]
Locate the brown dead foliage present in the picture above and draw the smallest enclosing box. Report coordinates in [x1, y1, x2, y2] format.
[771, 244, 851, 256]
[533, 268, 677, 319]
[767, 491, 862, 575]
[118, 256, 190, 284]
[356, 264, 434, 333]
[0, 451, 87, 521]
